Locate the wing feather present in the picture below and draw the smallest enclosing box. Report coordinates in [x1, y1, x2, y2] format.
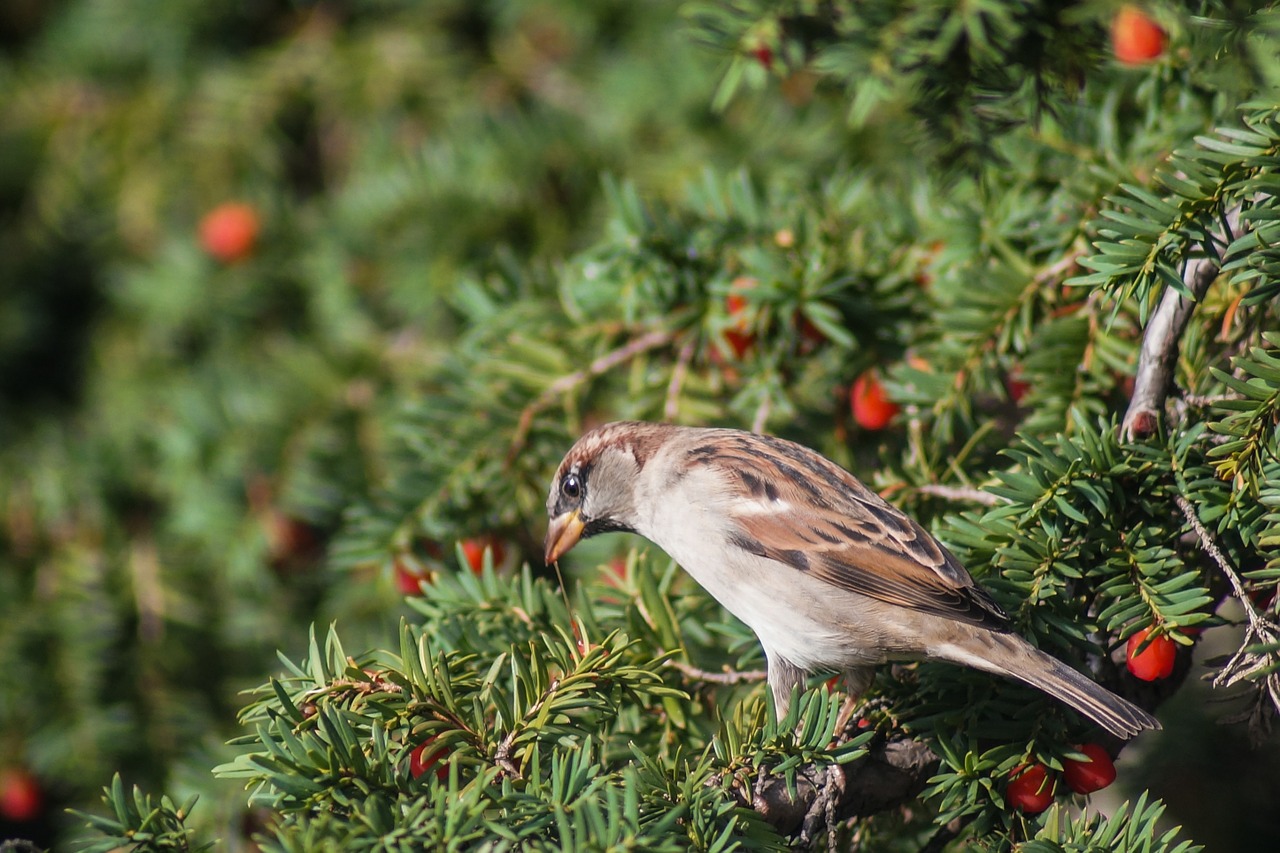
[689, 431, 1009, 630]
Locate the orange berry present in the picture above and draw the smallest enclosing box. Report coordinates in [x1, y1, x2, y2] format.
[850, 370, 899, 430]
[199, 202, 260, 263]
[1112, 6, 1166, 64]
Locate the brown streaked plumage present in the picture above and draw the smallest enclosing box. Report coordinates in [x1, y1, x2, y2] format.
[544, 421, 1160, 739]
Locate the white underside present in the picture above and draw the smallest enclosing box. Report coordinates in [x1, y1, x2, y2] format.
[634, 459, 924, 672]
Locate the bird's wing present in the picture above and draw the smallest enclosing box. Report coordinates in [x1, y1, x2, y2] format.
[687, 431, 1009, 630]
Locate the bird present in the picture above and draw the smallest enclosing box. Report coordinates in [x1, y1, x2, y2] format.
[543, 421, 1160, 739]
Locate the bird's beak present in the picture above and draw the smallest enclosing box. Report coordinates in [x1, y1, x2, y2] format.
[544, 509, 585, 564]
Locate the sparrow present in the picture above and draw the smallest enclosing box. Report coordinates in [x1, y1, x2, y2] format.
[544, 421, 1159, 739]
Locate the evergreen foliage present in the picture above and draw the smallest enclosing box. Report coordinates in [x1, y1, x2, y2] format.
[2, 0, 1279, 850]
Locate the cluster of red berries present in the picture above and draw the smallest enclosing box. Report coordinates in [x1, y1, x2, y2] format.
[1007, 743, 1118, 814]
[1007, 621, 1180, 814]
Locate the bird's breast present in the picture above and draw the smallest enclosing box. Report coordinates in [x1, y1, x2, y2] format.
[636, 475, 891, 671]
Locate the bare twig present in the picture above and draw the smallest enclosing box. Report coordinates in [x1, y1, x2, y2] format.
[1123, 208, 1241, 439]
[751, 393, 772, 434]
[129, 536, 165, 644]
[1175, 495, 1271, 636]
[664, 337, 696, 421]
[1175, 494, 1280, 729]
[668, 661, 766, 685]
[1033, 247, 1087, 287]
[492, 728, 523, 779]
[1182, 392, 1246, 408]
[322, 674, 404, 697]
[916, 483, 1001, 506]
[509, 328, 676, 457]
[494, 678, 564, 779]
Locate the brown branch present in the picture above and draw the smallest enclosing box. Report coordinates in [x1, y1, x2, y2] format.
[916, 483, 1001, 506]
[751, 393, 772, 435]
[1033, 246, 1087, 287]
[1123, 208, 1241, 439]
[742, 736, 939, 839]
[508, 328, 676, 458]
[128, 535, 165, 644]
[664, 337, 696, 422]
[668, 661, 766, 685]
[493, 677, 566, 780]
[1181, 392, 1246, 408]
[492, 729, 523, 779]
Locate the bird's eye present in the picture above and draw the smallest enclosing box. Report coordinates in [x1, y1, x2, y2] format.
[561, 473, 582, 500]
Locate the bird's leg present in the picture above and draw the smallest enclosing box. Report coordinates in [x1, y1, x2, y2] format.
[766, 654, 807, 721]
[833, 666, 875, 734]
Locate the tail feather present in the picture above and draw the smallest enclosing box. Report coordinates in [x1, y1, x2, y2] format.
[940, 633, 1161, 739]
[1015, 649, 1160, 739]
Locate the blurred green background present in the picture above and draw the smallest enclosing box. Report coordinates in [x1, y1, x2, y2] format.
[0, 1, 793, 846]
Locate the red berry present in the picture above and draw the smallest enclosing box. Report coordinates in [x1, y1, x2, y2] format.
[914, 241, 944, 289]
[1006, 368, 1031, 404]
[724, 329, 754, 360]
[796, 312, 826, 346]
[1006, 762, 1056, 814]
[199, 202, 260, 264]
[1126, 626, 1177, 681]
[604, 557, 628, 587]
[1128, 409, 1158, 439]
[752, 44, 773, 69]
[1111, 6, 1166, 64]
[394, 560, 430, 595]
[850, 370, 899, 430]
[723, 278, 757, 360]
[1063, 743, 1117, 795]
[264, 511, 320, 567]
[409, 739, 449, 781]
[0, 768, 43, 822]
[460, 536, 506, 574]
[1247, 585, 1276, 612]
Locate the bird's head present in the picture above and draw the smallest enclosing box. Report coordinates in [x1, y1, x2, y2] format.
[543, 422, 666, 564]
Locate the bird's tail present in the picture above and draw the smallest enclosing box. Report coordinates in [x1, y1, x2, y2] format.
[941, 632, 1161, 739]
